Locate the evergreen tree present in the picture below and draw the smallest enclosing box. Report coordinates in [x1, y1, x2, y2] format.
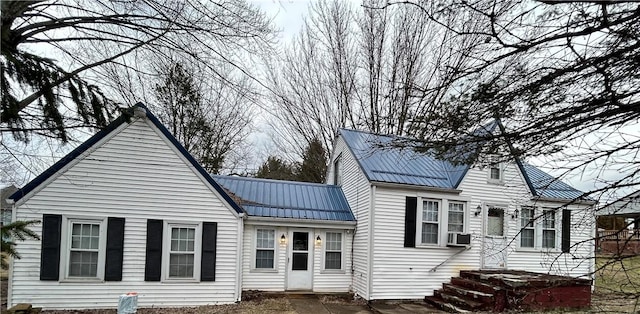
[255, 156, 298, 181]
[297, 138, 328, 183]
[1, 220, 39, 270]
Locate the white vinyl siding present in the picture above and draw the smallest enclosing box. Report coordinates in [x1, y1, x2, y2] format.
[10, 118, 241, 309]
[327, 136, 370, 299]
[241, 225, 285, 291]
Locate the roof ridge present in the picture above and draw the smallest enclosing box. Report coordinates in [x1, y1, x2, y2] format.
[212, 174, 339, 188]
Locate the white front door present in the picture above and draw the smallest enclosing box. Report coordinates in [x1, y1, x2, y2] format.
[287, 230, 313, 290]
[482, 206, 508, 269]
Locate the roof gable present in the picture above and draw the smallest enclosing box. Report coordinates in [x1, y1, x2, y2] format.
[9, 103, 243, 214]
[213, 175, 355, 222]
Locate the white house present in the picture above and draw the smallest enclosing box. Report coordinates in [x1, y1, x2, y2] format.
[6, 104, 594, 309]
[326, 128, 595, 301]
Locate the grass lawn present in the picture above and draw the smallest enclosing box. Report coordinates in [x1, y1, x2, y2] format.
[595, 255, 640, 294]
[591, 255, 640, 313]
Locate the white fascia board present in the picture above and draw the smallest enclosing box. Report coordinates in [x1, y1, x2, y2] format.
[244, 216, 356, 229]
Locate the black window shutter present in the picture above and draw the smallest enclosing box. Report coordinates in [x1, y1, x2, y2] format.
[40, 214, 62, 280]
[404, 197, 418, 247]
[105, 217, 125, 281]
[201, 222, 218, 281]
[144, 219, 163, 281]
[562, 209, 571, 253]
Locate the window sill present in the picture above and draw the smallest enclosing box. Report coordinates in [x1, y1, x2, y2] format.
[414, 245, 458, 250]
[162, 278, 200, 283]
[250, 268, 278, 273]
[487, 179, 504, 185]
[320, 269, 346, 274]
[60, 277, 104, 283]
[516, 247, 561, 253]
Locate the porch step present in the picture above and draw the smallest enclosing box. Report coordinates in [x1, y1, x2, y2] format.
[450, 277, 498, 295]
[442, 283, 494, 305]
[424, 295, 470, 313]
[434, 290, 484, 311]
[426, 270, 592, 312]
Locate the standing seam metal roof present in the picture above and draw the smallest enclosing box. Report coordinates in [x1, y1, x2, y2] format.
[212, 175, 355, 221]
[339, 129, 467, 189]
[339, 128, 586, 201]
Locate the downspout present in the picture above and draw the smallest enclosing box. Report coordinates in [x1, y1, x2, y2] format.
[367, 185, 375, 300]
[235, 213, 245, 302]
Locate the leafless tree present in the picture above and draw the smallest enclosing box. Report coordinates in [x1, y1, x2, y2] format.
[1, 0, 275, 142]
[264, 0, 481, 159]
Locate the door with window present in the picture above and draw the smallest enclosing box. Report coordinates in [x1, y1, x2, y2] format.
[482, 206, 508, 268]
[287, 230, 312, 290]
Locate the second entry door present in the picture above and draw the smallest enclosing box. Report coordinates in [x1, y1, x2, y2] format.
[287, 230, 312, 290]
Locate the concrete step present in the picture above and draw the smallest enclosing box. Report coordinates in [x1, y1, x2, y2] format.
[435, 290, 484, 311]
[424, 295, 470, 313]
[442, 283, 494, 305]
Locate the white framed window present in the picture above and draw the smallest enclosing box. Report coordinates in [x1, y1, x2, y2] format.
[324, 232, 342, 270]
[333, 155, 342, 185]
[63, 218, 106, 280]
[421, 200, 440, 244]
[448, 202, 465, 233]
[542, 210, 556, 248]
[518, 207, 559, 250]
[488, 159, 504, 183]
[164, 222, 201, 281]
[416, 198, 468, 246]
[255, 228, 275, 269]
[520, 207, 535, 248]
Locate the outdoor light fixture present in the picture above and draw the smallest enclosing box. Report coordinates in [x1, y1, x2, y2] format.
[280, 234, 286, 245]
[511, 209, 519, 219]
[316, 235, 322, 246]
[474, 205, 482, 217]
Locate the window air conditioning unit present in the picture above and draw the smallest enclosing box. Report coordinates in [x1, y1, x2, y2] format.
[447, 233, 471, 247]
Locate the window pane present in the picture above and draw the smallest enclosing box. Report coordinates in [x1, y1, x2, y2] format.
[171, 227, 195, 253]
[69, 251, 98, 277]
[292, 252, 308, 270]
[521, 229, 534, 247]
[487, 208, 504, 236]
[169, 253, 194, 278]
[325, 252, 341, 269]
[326, 232, 341, 251]
[293, 232, 308, 251]
[421, 223, 438, 244]
[448, 203, 464, 233]
[521, 208, 534, 227]
[256, 249, 274, 268]
[256, 229, 275, 249]
[423, 201, 438, 222]
[543, 230, 556, 248]
[543, 210, 555, 228]
[490, 167, 501, 180]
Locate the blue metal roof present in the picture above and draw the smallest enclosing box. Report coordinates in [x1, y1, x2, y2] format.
[520, 163, 588, 201]
[9, 103, 244, 214]
[339, 129, 468, 189]
[340, 128, 586, 201]
[212, 175, 355, 222]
